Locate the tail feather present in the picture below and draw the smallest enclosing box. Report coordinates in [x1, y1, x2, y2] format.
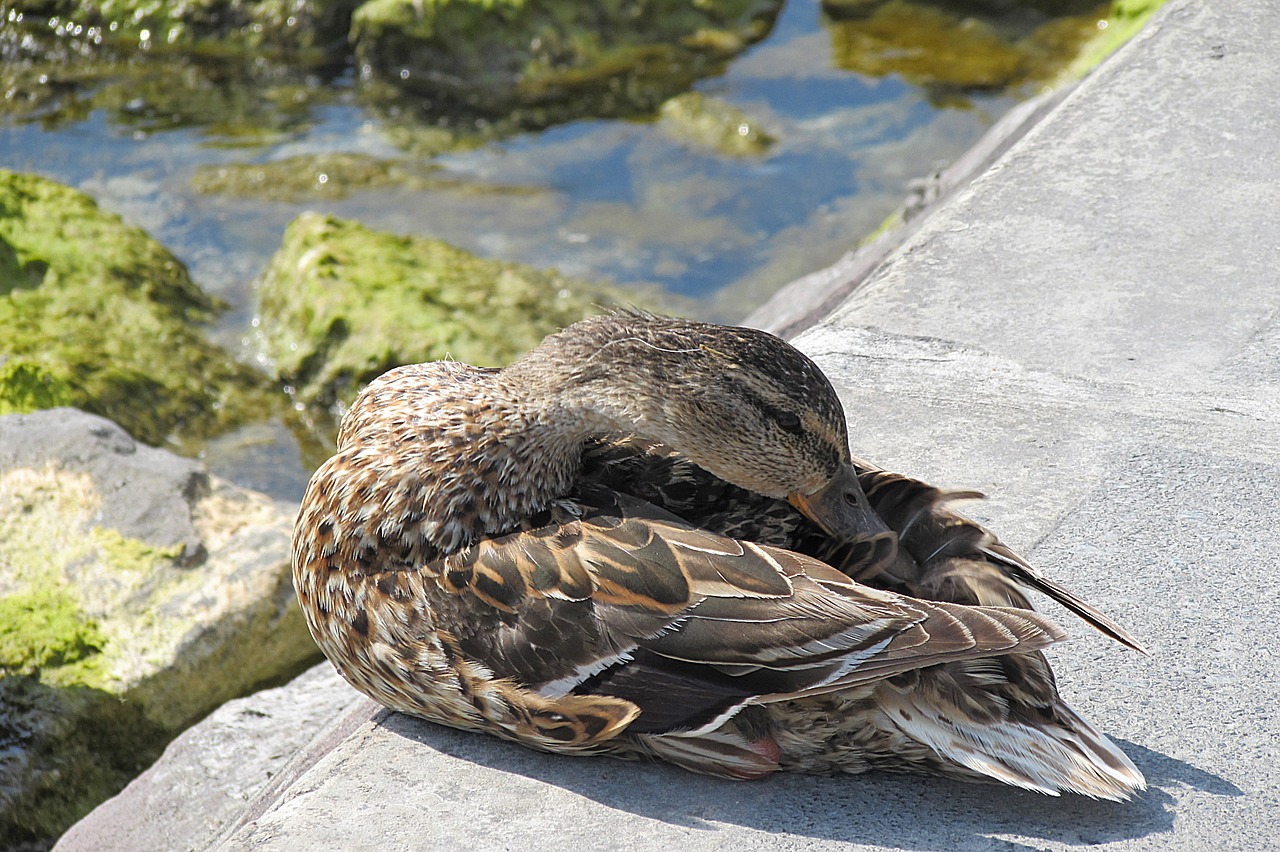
[854, 462, 1148, 655]
[636, 727, 781, 781]
[877, 686, 1146, 801]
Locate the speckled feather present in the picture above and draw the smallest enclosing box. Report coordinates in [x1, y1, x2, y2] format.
[292, 312, 1146, 799]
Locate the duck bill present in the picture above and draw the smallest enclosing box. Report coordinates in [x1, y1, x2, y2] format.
[787, 464, 888, 539]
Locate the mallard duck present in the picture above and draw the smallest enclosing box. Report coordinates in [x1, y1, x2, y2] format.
[293, 312, 1146, 800]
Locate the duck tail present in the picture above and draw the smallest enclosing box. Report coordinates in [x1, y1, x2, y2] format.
[877, 687, 1146, 801]
[634, 727, 781, 781]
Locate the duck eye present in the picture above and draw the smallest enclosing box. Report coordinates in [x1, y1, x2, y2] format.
[775, 412, 803, 434]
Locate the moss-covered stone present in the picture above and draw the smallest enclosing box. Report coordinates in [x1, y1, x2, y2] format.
[0, 1, 348, 134]
[0, 170, 275, 446]
[657, 92, 775, 158]
[256, 211, 644, 409]
[0, 361, 77, 415]
[351, 0, 784, 124]
[6, 0, 359, 56]
[0, 588, 106, 676]
[191, 151, 548, 201]
[0, 415, 322, 847]
[823, 0, 1110, 93]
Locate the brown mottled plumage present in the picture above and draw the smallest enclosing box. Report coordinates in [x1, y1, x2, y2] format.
[293, 312, 1146, 799]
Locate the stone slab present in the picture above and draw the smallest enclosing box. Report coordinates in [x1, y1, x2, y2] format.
[57, 0, 1280, 848]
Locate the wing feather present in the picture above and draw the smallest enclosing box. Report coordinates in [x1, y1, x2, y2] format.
[434, 484, 1066, 737]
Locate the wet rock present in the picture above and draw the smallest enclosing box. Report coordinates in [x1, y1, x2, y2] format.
[5, 0, 359, 57]
[0, 170, 276, 447]
[657, 92, 775, 158]
[822, 0, 1108, 95]
[255, 212, 640, 412]
[351, 0, 785, 125]
[0, 409, 321, 849]
[0, 362, 77, 417]
[0, 1, 350, 133]
[191, 152, 548, 201]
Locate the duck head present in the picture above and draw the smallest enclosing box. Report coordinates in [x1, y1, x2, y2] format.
[505, 313, 886, 541]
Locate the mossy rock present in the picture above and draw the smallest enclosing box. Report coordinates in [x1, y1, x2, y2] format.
[657, 92, 775, 158]
[351, 0, 784, 124]
[191, 151, 548, 201]
[823, 0, 1110, 93]
[0, 2, 348, 134]
[0, 361, 78, 416]
[0, 410, 321, 847]
[257, 211, 644, 409]
[0, 170, 275, 446]
[7, 0, 360, 56]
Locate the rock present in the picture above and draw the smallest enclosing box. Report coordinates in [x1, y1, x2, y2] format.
[0, 170, 276, 447]
[256, 212, 640, 412]
[5, 0, 359, 57]
[0, 409, 320, 849]
[822, 0, 1106, 94]
[657, 92, 775, 158]
[0, 2, 351, 135]
[0, 362, 77, 417]
[190, 152, 548, 201]
[351, 0, 784, 124]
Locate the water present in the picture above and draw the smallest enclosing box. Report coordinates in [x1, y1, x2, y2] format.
[0, 0, 1107, 498]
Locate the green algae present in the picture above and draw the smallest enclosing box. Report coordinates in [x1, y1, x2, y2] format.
[0, 588, 106, 676]
[6, 0, 785, 136]
[0, 170, 276, 446]
[257, 212, 644, 410]
[1, 676, 168, 849]
[0, 0, 347, 137]
[90, 527, 186, 575]
[0, 361, 77, 415]
[5, 0, 359, 56]
[191, 151, 548, 201]
[657, 92, 775, 158]
[0, 465, 156, 846]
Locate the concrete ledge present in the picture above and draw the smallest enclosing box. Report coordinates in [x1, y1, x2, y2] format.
[58, 0, 1280, 848]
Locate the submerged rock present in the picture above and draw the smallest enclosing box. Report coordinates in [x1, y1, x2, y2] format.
[822, 0, 1109, 95]
[657, 92, 775, 158]
[351, 0, 785, 125]
[191, 152, 548, 201]
[255, 211, 640, 411]
[0, 170, 275, 447]
[0, 409, 321, 849]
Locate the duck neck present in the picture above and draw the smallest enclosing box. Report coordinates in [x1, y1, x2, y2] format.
[426, 373, 644, 553]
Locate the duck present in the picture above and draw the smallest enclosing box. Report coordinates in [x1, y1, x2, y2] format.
[292, 311, 1147, 800]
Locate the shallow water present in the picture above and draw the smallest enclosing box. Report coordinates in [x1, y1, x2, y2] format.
[0, 0, 1105, 499]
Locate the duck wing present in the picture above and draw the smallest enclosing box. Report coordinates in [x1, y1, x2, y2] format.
[581, 438, 1144, 653]
[848, 459, 1147, 654]
[434, 485, 1065, 740]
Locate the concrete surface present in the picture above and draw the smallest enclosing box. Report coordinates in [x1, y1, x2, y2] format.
[59, 0, 1280, 848]
[54, 666, 360, 852]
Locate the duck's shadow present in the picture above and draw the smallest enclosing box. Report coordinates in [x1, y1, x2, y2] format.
[380, 711, 1237, 849]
